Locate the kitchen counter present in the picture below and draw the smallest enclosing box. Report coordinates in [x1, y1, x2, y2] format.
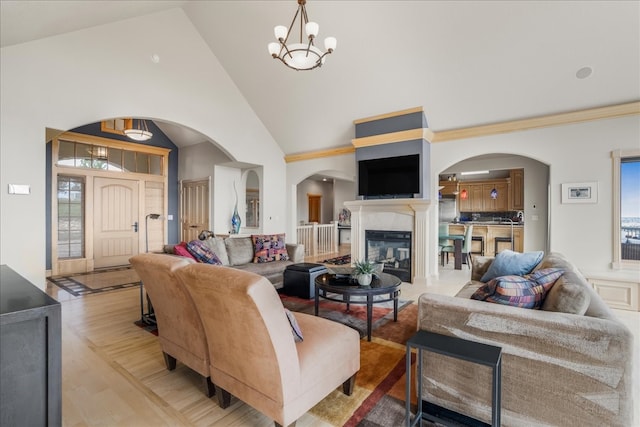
[455, 221, 523, 227]
[445, 223, 524, 256]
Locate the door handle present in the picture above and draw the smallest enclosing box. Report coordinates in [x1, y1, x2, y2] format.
[133, 221, 139, 232]
[190, 225, 199, 228]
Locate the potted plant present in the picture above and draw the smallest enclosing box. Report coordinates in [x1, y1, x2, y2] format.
[353, 259, 376, 286]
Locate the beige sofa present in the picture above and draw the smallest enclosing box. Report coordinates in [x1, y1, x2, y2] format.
[174, 262, 360, 427]
[129, 254, 214, 397]
[417, 252, 633, 427]
[165, 235, 304, 288]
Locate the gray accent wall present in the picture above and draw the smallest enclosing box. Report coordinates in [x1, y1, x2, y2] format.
[355, 111, 427, 138]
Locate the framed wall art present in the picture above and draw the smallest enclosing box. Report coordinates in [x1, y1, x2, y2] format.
[561, 182, 598, 204]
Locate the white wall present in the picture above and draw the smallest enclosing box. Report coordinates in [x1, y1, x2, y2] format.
[213, 165, 242, 234]
[430, 115, 640, 277]
[333, 179, 357, 219]
[0, 9, 286, 287]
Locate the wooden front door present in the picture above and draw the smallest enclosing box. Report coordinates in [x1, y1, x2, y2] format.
[94, 177, 139, 268]
[308, 194, 321, 223]
[181, 179, 210, 242]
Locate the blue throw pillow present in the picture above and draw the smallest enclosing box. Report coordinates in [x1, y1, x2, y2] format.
[480, 250, 544, 282]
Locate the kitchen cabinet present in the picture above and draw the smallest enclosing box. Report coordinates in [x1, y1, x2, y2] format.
[439, 181, 459, 196]
[483, 182, 509, 212]
[510, 169, 524, 210]
[459, 180, 509, 212]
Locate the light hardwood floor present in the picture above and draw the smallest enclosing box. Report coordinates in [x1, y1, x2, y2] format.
[46, 249, 639, 426]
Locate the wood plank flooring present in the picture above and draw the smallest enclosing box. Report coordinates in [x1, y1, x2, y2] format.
[46, 247, 640, 426]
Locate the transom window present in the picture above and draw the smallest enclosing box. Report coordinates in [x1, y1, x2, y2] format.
[57, 139, 163, 175]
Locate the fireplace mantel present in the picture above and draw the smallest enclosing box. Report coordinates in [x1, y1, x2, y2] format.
[345, 198, 432, 286]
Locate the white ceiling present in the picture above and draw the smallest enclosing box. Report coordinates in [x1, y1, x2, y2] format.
[2, 1, 639, 154]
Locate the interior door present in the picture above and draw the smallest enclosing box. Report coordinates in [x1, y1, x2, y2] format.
[181, 179, 210, 241]
[308, 194, 321, 223]
[94, 177, 139, 268]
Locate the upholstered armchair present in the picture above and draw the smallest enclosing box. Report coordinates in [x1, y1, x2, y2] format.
[176, 263, 360, 427]
[129, 253, 214, 397]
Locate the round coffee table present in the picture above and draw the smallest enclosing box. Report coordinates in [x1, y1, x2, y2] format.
[314, 271, 402, 341]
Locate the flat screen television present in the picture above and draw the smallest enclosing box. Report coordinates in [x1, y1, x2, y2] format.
[358, 154, 420, 198]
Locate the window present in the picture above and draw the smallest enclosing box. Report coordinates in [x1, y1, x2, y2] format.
[612, 149, 640, 269]
[58, 175, 84, 259]
[57, 139, 163, 175]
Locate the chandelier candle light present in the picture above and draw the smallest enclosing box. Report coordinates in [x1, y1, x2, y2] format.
[268, 0, 336, 71]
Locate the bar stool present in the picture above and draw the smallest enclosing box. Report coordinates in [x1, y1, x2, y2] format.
[471, 236, 485, 256]
[494, 237, 512, 254]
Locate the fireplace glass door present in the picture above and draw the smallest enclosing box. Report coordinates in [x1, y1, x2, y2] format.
[365, 230, 411, 282]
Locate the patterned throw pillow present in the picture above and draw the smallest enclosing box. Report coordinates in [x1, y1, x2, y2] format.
[186, 240, 222, 265]
[252, 234, 289, 263]
[471, 268, 564, 309]
[174, 242, 197, 261]
[284, 308, 303, 342]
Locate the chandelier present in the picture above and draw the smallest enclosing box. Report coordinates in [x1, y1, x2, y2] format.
[267, 0, 336, 71]
[124, 119, 153, 141]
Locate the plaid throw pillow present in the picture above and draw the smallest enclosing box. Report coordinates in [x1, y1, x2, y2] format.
[471, 268, 564, 309]
[186, 240, 222, 265]
[284, 308, 303, 342]
[252, 234, 289, 263]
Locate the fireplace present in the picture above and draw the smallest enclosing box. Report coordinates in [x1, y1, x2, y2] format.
[365, 230, 412, 282]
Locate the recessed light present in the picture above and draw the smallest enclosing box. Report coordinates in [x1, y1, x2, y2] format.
[576, 66, 592, 79]
[151, 54, 160, 64]
[322, 178, 327, 182]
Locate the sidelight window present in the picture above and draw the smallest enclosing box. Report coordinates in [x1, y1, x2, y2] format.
[58, 175, 85, 259]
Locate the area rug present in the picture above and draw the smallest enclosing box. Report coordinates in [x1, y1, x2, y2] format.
[323, 254, 351, 265]
[134, 299, 424, 426]
[311, 303, 423, 426]
[280, 294, 412, 340]
[48, 266, 140, 297]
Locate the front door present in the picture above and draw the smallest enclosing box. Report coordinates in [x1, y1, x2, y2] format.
[94, 177, 139, 268]
[181, 178, 210, 242]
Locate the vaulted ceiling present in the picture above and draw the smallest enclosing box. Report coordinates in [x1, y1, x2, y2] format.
[2, 1, 639, 154]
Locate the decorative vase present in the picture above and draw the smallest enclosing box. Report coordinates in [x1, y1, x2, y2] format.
[357, 273, 372, 286]
[230, 180, 241, 234]
[231, 206, 241, 234]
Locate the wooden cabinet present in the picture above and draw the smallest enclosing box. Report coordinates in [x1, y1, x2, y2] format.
[439, 181, 459, 196]
[1, 265, 61, 426]
[483, 182, 509, 212]
[459, 180, 509, 212]
[510, 169, 524, 210]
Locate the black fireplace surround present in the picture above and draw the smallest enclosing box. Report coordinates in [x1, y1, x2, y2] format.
[365, 230, 412, 282]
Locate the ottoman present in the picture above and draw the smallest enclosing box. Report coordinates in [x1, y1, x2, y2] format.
[283, 263, 328, 299]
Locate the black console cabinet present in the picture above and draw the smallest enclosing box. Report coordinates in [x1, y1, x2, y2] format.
[1, 265, 61, 427]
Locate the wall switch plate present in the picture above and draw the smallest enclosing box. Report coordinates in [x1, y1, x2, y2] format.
[167, 215, 173, 220]
[532, 215, 539, 221]
[8, 184, 30, 195]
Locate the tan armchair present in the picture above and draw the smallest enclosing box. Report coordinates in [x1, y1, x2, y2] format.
[175, 263, 360, 427]
[129, 254, 214, 397]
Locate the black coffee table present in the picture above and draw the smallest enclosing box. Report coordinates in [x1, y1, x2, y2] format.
[314, 269, 402, 341]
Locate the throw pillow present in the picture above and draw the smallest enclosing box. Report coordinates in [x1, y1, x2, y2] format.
[186, 240, 222, 265]
[471, 268, 564, 309]
[252, 234, 289, 263]
[480, 250, 544, 282]
[284, 308, 303, 342]
[541, 277, 591, 315]
[174, 242, 197, 261]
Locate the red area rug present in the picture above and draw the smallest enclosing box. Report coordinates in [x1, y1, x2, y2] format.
[279, 294, 412, 339]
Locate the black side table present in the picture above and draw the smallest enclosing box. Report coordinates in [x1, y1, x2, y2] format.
[405, 330, 502, 427]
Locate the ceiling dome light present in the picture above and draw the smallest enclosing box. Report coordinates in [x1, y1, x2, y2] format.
[268, 0, 336, 71]
[124, 119, 153, 141]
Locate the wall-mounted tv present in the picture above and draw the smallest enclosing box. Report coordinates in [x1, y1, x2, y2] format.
[358, 154, 420, 198]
